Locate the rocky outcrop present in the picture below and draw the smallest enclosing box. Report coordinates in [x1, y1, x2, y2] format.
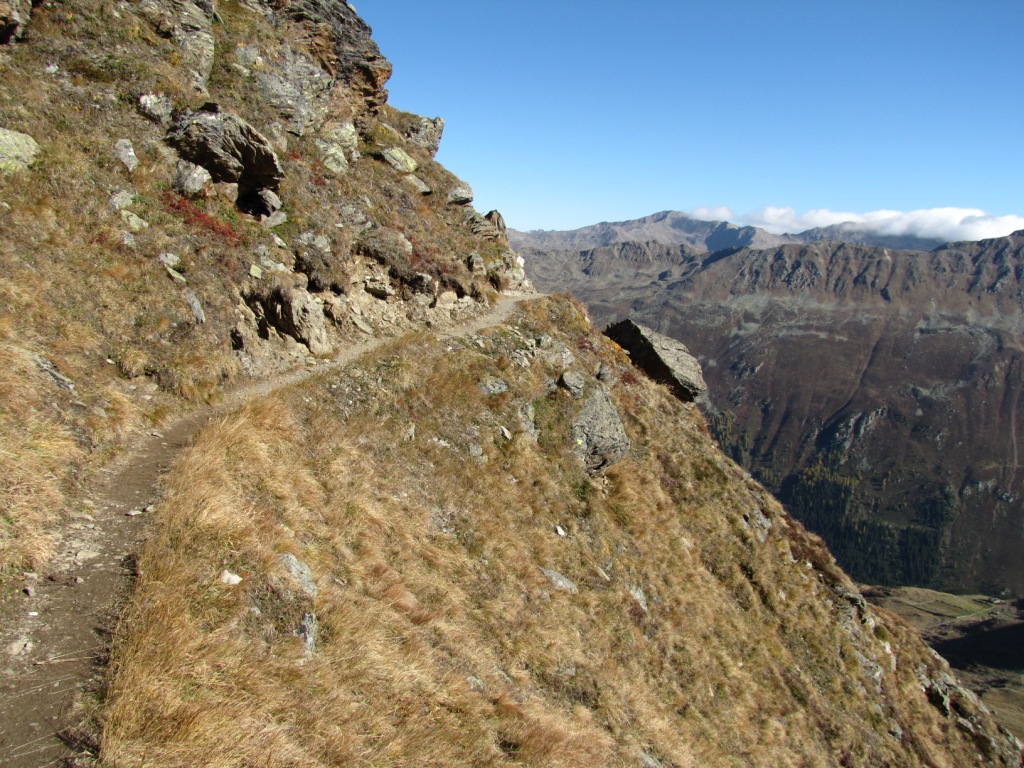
[572, 388, 629, 472]
[604, 318, 707, 402]
[136, 0, 215, 90]
[244, 283, 332, 356]
[166, 105, 284, 214]
[0, 126, 39, 174]
[405, 115, 444, 157]
[272, 0, 392, 111]
[0, 0, 31, 43]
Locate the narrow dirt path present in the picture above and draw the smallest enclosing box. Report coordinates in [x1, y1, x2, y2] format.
[0, 292, 537, 767]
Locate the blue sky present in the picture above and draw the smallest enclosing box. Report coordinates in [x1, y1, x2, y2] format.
[358, 1, 1024, 238]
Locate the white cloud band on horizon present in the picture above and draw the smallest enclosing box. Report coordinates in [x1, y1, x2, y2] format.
[689, 205, 1024, 242]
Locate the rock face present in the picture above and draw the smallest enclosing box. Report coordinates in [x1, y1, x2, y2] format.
[166, 106, 284, 214]
[405, 115, 444, 157]
[245, 284, 332, 356]
[0, 127, 40, 173]
[572, 388, 629, 472]
[0, 0, 31, 43]
[273, 0, 392, 110]
[604, 318, 707, 402]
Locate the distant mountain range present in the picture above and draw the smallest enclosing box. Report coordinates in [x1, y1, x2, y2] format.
[521, 212, 1024, 596]
[509, 210, 948, 254]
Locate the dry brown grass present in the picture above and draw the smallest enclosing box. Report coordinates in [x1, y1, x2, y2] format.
[0, 345, 82, 580]
[99, 297, 1009, 767]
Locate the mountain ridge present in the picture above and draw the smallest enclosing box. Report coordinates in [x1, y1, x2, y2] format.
[510, 209, 952, 254]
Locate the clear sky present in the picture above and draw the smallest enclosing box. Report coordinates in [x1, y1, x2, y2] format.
[357, 1, 1024, 239]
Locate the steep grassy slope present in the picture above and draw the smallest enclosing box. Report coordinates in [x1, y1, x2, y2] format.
[0, 0, 523, 589]
[99, 296, 1020, 766]
[526, 236, 1024, 595]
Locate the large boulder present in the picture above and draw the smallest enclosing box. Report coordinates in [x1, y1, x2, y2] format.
[0, 0, 31, 43]
[604, 318, 707, 402]
[166, 105, 284, 214]
[405, 116, 444, 157]
[0, 127, 39, 174]
[572, 389, 630, 473]
[245, 284, 332, 356]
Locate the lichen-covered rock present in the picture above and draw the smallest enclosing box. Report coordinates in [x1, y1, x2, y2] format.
[382, 146, 417, 174]
[604, 318, 707, 402]
[447, 181, 473, 205]
[572, 388, 630, 472]
[166, 105, 284, 214]
[0, 127, 39, 174]
[0, 0, 31, 43]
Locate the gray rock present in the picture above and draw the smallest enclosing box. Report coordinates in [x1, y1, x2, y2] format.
[403, 175, 432, 195]
[174, 0, 215, 90]
[480, 378, 508, 396]
[1, 0, 32, 42]
[0, 127, 40, 174]
[315, 122, 358, 175]
[256, 188, 282, 213]
[262, 211, 288, 228]
[405, 115, 444, 157]
[121, 210, 149, 231]
[541, 568, 578, 594]
[518, 402, 539, 443]
[114, 139, 138, 172]
[166, 105, 284, 214]
[138, 93, 174, 126]
[466, 252, 485, 274]
[559, 370, 586, 399]
[741, 507, 773, 543]
[298, 611, 318, 656]
[108, 190, 136, 210]
[184, 289, 205, 324]
[278, 553, 317, 598]
[253, 45, 334, 136]
[173, 159, 212, 198]
[485, 209, 507, 237]
[604, 318, 707, 402]
[364, 273, 395, 300]
[381, 146, 417, 174]
[464, 209, 502, 241]
[447, 181, 473, 205]
[571, 388, 630, 472]
[158, 252, 182, 269]
[351, 313, 374, 335]
[246, 284, 332, 356]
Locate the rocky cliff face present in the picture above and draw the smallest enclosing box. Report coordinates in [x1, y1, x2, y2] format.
[528, 233, 1024, 596]
[1, 2, 1021, 766]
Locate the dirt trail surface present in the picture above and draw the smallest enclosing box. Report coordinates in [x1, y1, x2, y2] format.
[0, 293, 536, 767]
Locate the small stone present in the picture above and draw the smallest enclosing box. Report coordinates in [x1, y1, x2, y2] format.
[499, 425, 513, 440]
[262, 210, 287, 228]
[480, 378, 508, 396]
[45, 64, 59, 74]
[403, 175, 432, 195]
[184, 289, 206, 324]
[249, 264, 264, 279]
[540, 567, 578, 594]
[144, 504, 155, 513]
[0, 128, 41, 175]
[74, 577, 84, 584]
[23, 586, 35, 597]
[381, 146, 417, 174]
[447, 181, 473, 205]
[560, 370, 586, 399]
[75, 550, 100, 562]
[555, 525, 567, 538]
[466, 676, 486, 692]
[158, 252, 182, 269]
[114, 139, 138, 172]
[109, 190, 135, 210]
[138, 93, 174, 125]
[351, 314, 374, 335]
[125, 509, 143, 517]
[121, 210, 149, 231]
[219, 569, 242, 586]
[172, 159, 212, 198]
